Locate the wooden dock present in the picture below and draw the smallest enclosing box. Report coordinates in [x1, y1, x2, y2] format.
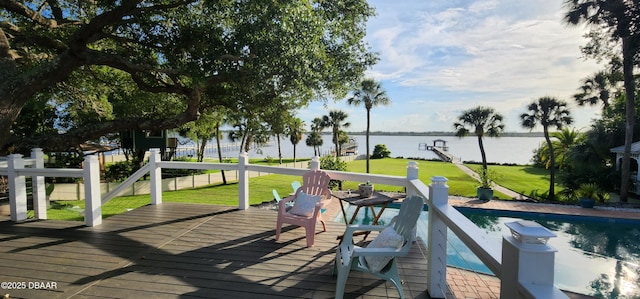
[430, 146, 460, 163]
[342, 138, 358, 155]
[418, 140, 459, 163]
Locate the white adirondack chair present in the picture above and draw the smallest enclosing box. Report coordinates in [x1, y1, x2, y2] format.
[291, 180, 302, 193]
[333, 195, 424, 299]
[272, 189, 293, 211]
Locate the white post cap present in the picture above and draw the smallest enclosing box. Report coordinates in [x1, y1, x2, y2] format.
[505, 220, 556, 245]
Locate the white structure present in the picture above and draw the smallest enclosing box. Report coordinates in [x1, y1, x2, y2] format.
[610, 141, 640, 193]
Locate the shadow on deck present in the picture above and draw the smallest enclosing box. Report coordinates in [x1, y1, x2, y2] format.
[0, 203, 446, 299]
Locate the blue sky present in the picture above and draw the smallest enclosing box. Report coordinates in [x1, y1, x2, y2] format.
[300, 0, 603, 133]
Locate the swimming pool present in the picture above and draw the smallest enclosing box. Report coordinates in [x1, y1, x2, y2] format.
[336, 205, 640, 299]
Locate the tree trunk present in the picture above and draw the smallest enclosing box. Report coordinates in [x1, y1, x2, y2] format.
[198, 138, 207, 162]
[366, 108, 371, 173]
[477, 135, 488, 170]
[334, 129, 339, 158]
[544, 126, 555, 200]
[620, 37, 635, 202]
[241, 133, 251, 153]
[293, 144, 297, 163]
[276, 134, 282, 164]
[215, 123, 227, 185]
[134, 149, 146, 167]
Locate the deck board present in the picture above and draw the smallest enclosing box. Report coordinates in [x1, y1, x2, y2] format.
[0, 203, 434, 299]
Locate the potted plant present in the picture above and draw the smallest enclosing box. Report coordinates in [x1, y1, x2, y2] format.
[576, 183, 604, 208]
[476, 167, 495, 201]
[358, 181, 374, 197]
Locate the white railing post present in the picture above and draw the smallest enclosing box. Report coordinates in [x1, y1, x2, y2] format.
[238, 152, 249, 210]
[149, 149, 162, 205]
[84, 155, 102, 227]
[31, 148, 47, 219]
[8, 154, 27, 221]
[310, 156, 320, 170]
[406, 161, 419, 197]
[501, 221, 567, 299]
[427, 176, 449, 298]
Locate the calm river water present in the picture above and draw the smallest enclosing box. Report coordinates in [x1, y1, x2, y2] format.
[212, 134, 546, 165]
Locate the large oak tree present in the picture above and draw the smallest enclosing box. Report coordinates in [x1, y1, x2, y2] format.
[0, 0, 376, 153]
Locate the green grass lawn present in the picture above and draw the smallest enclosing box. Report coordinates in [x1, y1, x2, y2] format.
[45, 158, 553, 221]
[344, 158, 482, 196]
[465, 164, 559, 199]
[45, 173, 307, 221]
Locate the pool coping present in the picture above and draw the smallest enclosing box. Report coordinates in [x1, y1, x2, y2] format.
[447, 196, 640, 224]
[354, 195, 640, 224]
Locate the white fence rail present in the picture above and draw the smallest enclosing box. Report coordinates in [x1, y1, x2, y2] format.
[48, 157, 352, 201]
[0, 148, 567, 299]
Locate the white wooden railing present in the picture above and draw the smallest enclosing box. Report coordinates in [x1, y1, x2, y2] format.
[0, 148, 567, 299]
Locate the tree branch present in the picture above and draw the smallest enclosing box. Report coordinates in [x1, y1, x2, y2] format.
[0, 27, 15, 59]
[7, 87, 203, 153]
[80, 50, 194, 94]
[45, 0, 64, 21]
[1, 0, 58, 28]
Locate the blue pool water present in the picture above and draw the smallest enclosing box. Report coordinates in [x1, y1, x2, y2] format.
[337, 206, 640, 299]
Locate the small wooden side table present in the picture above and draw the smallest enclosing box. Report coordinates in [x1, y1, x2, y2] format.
[333, 191, 403, 240]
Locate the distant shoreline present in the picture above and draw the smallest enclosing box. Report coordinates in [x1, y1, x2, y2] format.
[214, 130, 544, 137]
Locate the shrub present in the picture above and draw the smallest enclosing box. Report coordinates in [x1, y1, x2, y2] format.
[105, 160, 137, 182]
[320, 155, 347, 171]
[576, 183, 599, 199]
[162, 157, 205, 178]
[371, 144, 391, 159]
[45, 154, 84, 183]
[477, 167, 498, 189]
[575, 182, 609, 203]
[319, 155, 347, 189]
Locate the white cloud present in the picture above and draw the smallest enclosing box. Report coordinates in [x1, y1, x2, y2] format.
[299, 0, 604, 133]
[468, 0, 498, 13]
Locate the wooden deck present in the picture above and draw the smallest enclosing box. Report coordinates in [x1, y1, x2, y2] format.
[0, 203, 439, 299]
[2, 196, 621, 298]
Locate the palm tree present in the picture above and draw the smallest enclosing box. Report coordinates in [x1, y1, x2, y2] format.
[212, 108, 229, 184]
[286, 117, 305, 163]
[564, 0, 640, 202]
[521, 97, 573, 200]
[322, 110, 350, 158]
[267, 110, 292, 165]
[347, 79, 391, 173]
[453, 106, 505, 170]
[574, 70, 621, 108]
[306, 117, 324, 156]
[538, 128, 583, 170]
